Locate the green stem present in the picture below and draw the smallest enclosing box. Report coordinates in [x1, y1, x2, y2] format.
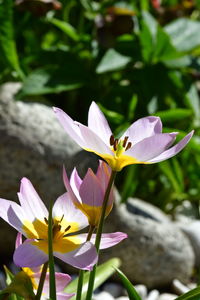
[85, 171, 117, 300]
[35, 262, 48, 300]
[48, 200, 57, 300]
[76, 225, 95, 300]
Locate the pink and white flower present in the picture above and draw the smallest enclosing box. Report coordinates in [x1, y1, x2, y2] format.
[54, 102, 194, 171]
[63, 161, 114, 227]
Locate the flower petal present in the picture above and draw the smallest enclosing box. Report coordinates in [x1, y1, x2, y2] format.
[18, 178, 48, 221]
[14, 240, 48, 267]
[147, 131, 194, 163]
[15, 232, 23, 248]
[79, 232, 128, 249]
[88, 102, 112, 146]
[78, 123, 113, 155]
[57, 292, 75, 300]
[54, 241, 98, 271]
[122, 116, 162, 145]
[79, 168, 104, 207]
[63, 166, 81, 205]
[53, 192, 88, 230]
[0, 199, 24, 233]
[125, 133, 178, 161]
[53, 107, 84, 147]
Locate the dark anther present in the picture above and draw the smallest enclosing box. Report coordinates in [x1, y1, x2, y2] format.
[60, 214, 64, 223]
[65, 225, 71, 232]
[44, 217, 48, 225]
[110, 135, 115, 146]
[113, 139, 118, 151]
[125, 142, 132, 151]
[123, 136, 128, 148]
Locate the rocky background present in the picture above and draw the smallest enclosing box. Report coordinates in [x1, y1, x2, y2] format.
[0, 83, 200, 299]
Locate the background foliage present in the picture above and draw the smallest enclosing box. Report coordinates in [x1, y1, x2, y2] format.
[1, 0, 200, 214]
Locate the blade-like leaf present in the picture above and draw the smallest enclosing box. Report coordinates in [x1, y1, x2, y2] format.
[65, 258, 121, 300]
[47, 18, 79, 41]
[96, 49, 131, 74]
[115, 268, 142, 300]
[0, 0, 23, 79]
[174, 285, 200, 300]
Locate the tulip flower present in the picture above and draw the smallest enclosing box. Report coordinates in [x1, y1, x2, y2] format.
[16, 233, 75, 300]
[63, 161, 114, 227]
[0, 178, 127, 268]
[54, 102, 194, 171]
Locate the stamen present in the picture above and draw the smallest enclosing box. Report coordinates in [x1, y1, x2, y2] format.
[125, 142, 132, 151]
[110, 135, 115, 146]
[60, 214, 64, 223]
[65, 225, 71, 232]
[123, 136, 128, 148]
[44, 217, 48, 225]
[113, 139, 118, 151]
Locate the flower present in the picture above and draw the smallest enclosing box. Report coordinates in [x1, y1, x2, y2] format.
[53, 102, 194, 171]
[16, 233, 74, 300]
[63, 161, 114, 227]
[0, 177, 127, 268]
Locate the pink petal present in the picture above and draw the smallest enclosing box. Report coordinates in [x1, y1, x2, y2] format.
[57, 292, 75, 300]
[63, 166, 81, 205]
[122, 116, 162, 145]
[18, 178, 48, 221]
[54, 241, 98, 271]
[78, 123, 113, 155]
[0, 199, 24, 233]
[15, 232, 23, 248]
[53, 107, 84, 147]
[126, 133, 178, 161]
[79, 232, 128, 249]
[52, 193, 88, 230]
[147, 130, 194, 163]
[13, 240, 48, 267]
[88, 102, 112, 146]
[79, 168, 104, 207]
[69, 168, 82, 200]
[96, 161, 111, 192]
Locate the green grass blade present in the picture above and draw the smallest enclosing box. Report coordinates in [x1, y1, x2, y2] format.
[65, 258, 121, 300]
[115, 268, 142, 300]
[174, 285, 200, 300]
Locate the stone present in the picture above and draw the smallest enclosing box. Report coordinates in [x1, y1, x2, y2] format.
[147, 290, 159, 300]
[172, 279, 189, 295]
[103, 282, 124, 298]
[177, 220, 200, 266]
[92, 291, 114, 300]
[135, 284, 148, 299]
[102, 198, 195, 288]
[116, 297, 129, 300]
[158, 293, 177, 300]
[0, 82, 99, 260]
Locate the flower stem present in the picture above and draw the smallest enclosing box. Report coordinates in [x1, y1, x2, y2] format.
[85, 170, 117, 300]
[76, 225, 95, 300]
[35, 262, 48, 300]
[48, 200, 57, 300]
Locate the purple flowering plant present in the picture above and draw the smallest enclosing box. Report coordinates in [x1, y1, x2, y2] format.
[0, 102, 194, 300]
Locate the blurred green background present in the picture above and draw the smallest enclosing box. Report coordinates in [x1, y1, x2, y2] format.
[0, 0, 200, 215]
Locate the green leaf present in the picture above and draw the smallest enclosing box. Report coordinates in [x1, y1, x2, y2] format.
[98, 104, 124, 125]
[47, 18, 79, 41]
[159, 160, 183, 193]
[0, 271, 34, 299]
[174, 285, 200, 300]
[0, 0, 23, 79]
[17, 65, 85, 97]
[155, 109, 193, 122]
[4, 266, 14, 286]
[65, 258, 121, 300]
[115, 268, 142, 300]
[184, 84, 200, 127]
[96, 49, 131, 74]
[165, 18, 200, 52]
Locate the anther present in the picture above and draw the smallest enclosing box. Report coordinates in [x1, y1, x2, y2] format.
[65, 225, 71, 232]
[123, 136, 128, 148]
[125, 142, 132, 151]
[113, 139, 118, 151]
[60, 214, 64, 223]
[44, 217, 48, 225]
[110, 135, 115, 146]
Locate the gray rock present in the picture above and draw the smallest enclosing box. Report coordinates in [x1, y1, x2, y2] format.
[103, 198, 195, 288]
[178, 220, 200, 267]
[103, 282, 124, 298]
[172, 279, 189, 295]
[92, 291, 114, 300]
[158, 294, 177, 300]
[135, 284, 148, 299]
[0, 82, 98, 258]
[147, 290, 159, 300]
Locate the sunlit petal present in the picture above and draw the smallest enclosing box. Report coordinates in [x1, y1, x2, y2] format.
[88, 101, 112, 145]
